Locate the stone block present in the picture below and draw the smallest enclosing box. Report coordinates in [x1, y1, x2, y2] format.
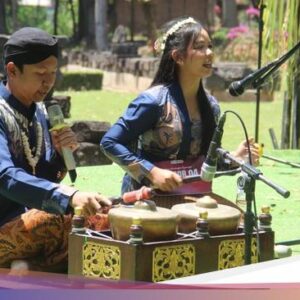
[204, 62, 253, 91]
[74, 142, 112, 166]
[71, 121, 111, 144]
[44, 95, 71, 118]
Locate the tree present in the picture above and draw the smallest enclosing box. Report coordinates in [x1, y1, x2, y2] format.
[78, 0, 96, 46]
[0, 0, 7, 34]
[95, 0, 108, 50]
[68, 0, 77, 39]
[11, 0, 19, 31]
[140, 0, 156, 44]
[127, 0, 157, 43]
[107, 0, 117, 34]
[53, 0, 59, 35]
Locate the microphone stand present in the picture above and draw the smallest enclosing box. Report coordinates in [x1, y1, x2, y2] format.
[262, 154, 300, 168]
[254, 0, 266, 142]
[252, 40, 300, 90]
[217, 148, 290, 265]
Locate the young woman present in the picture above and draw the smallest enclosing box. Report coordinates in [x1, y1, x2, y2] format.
[101, 17, 259, 206]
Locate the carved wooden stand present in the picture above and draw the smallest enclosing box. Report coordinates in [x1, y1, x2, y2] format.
[68, 229, 274, 282]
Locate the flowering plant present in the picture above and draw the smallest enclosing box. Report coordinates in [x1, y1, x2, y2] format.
[246, 6, 260, 18]
[227, 24, 249, 40]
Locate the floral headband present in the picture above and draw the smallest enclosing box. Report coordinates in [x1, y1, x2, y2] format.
[154, 17, 197, 53]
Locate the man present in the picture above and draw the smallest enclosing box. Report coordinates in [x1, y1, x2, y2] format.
[0, 27, 111, 272]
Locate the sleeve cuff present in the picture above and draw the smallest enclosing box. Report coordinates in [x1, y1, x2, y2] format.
[41, 183, 78, 215]
[126, 159, 154, 183]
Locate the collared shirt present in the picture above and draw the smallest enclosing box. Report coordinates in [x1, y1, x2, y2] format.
[101, 81, 221, 193]
[0, 81, 76, 226]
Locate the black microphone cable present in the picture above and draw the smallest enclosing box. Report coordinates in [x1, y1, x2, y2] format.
[219, 110, 261, 260]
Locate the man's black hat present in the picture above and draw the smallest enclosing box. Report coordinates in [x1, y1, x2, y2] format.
[3, 27, 58, 65]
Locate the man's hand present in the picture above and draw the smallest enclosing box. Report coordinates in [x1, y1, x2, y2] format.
[70, 192, 112, 217]
[146, 166, 183, 192]
[50, 127, 79, 155]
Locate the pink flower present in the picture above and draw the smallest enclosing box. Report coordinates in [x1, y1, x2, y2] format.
[227, 32, 239, 40]
[246, 6, 260, 17]
[227, 25, 249, 40]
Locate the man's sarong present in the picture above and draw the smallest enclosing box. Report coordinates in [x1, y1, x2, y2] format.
[0, 209, 108, 272]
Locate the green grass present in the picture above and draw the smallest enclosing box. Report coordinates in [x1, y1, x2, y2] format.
[60, 89, 283, 150]
[60, 90, 136, 124]
[59, 89, 300, 254]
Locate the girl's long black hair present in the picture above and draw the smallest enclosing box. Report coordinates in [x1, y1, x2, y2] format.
[152, 17, 217, 156]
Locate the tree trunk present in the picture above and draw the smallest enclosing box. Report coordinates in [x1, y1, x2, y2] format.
[141, 0, 157, 44]
[0, 1, 7, 34]
[130, 0, 135, 41]
[292, 53, 300, 148]
[54, 0, 59, 35]
[78, 0, 86, 41]
[95, 0, 108, 51]
[78, 0, 95, 47]
[68, 0, 77, 39]
[11, 0, 19, 31]
[107, 0, 117, 34]
[221, 0, 238, 28]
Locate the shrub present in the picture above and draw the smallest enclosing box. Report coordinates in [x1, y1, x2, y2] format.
[211, 28, 229, 48]
[56, 70, 103, 91]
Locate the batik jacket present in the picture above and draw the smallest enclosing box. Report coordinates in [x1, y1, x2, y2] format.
[0, 82, 76, 226]
[101, 81, 221, 193]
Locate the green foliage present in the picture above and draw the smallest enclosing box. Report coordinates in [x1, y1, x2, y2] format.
[211, 28, 229, 48]
[263, 1, 299, 90]
[55, 0, 79, 37]
[5, 5, 52, 33]
[56, 70, 103, 91]
[5, 1, 78, 36]
[263, 0, 300, 148]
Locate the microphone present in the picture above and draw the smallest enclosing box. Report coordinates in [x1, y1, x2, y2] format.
[200, 113, 226, 182]
[228, 61, 276, 96]
[47, 104, 77, 183]
[229, 41, 300, 96]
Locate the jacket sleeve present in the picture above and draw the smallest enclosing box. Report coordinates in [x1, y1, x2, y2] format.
[100, 92, 161, 182]
[0, 120, 77, 215]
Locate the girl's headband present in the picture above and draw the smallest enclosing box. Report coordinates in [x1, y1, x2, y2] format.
[154, 17, 197, 53]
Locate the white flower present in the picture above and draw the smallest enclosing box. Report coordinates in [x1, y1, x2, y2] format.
[20, 122, 43, 175]
[156, 17, 197, 53]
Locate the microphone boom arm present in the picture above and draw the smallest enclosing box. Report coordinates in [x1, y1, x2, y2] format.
[217, 148, 290, 198]
[253, 40, 300, 89]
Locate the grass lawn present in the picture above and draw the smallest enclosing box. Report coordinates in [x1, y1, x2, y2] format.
[59, 89, 300, 254]
[60, 89, 284, 150]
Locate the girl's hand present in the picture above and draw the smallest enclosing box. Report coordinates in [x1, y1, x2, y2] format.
[146, 166, 183, 192]
[232, 137, 260, 166]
